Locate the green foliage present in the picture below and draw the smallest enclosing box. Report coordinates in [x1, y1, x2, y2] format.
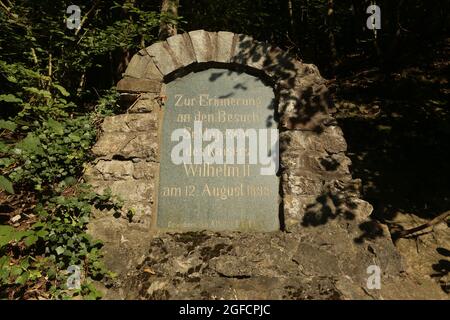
[7, 117, 95, 191]
[0, 184, 122, 299]
[0, 0, 164, 299]
[0, 175, 14, 194]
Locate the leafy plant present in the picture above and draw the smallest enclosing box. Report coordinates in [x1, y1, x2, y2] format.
[0, 184, 122, 299]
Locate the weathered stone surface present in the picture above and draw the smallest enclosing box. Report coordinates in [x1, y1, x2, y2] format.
[124, 50, 163, 80]
[282, 171, 324, 196]
[166, 33, 196, 66]
[188, 30, 214, 62]
[215, 31, 234, 63]
[231, 35, 272, 71]
[281, 152, 351, 182]
[117, 77, 161, 93]
[87, 215, 153, 286]
[85, 160, 158, 181]
[128, 94, 161, 113]
[132, 161, 158, 180]
[108, 216, 445, 300]
[92, 132, 158, 161]
[320, 126, 348, 154]
[123, 52, 151, 79]
[277, 85, 333, 130]
[101, 113, 158, 132]
[90, 180, 154, 203]
[88, 31, 448, 301]
[264, 47, 291, 76]
[280, 127, 347, 154]
[85, 160, 134, 181]
[146, 42, 181, 76]
[283, 194, 316, 227]
[142, 58, 165, 81]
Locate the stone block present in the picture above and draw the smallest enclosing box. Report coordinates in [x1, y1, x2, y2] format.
[166, 33, 196, 66]
[101, 113, 159, 133]
[280, 127, 347, 155]
[146, 42, 182, 76]
[216, 31, 235, 63]
[85, 160, 134, 181]
[90, 180, 154, 203]
[92, 132, 159, 161]
[282, 171, 323, 196]
[128, 93, 161, 113]
[188, 30, 214, 62]
[231, 35, 272, 71]
[124, 50, 163, 80]
[117, 77, 162, 93]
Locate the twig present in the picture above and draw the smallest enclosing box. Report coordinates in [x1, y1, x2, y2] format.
[74, 0, 101, 36]
[0, 0, 11, 13]
[0, 0, 27, 28]
[395, 210, 450, 239]
[47, 53, 52, 89]
[30, 48, 38, 65]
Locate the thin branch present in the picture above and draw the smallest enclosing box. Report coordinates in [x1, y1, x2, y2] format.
[159, 0, 179, 40]
[395, 210, 450, 239]
[47, 53, 52, 89]
[74, 0, 101, 36]
[0, 0, 27, 28]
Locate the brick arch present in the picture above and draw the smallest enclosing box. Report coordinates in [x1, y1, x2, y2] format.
[87, 30, 356, 238]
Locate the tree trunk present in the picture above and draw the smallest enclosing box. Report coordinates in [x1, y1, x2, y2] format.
[159, 0, 179, 40]
[113, 0, 135, 83]
[327, 0, 338, 71]
[287, 0, 297, 43]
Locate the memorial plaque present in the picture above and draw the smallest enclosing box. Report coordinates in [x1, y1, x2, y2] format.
[158, 68, 279, 231]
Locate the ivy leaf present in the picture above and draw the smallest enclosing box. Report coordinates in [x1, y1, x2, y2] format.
[0, 141, 10, 153]
[0, 157, 15, 167]
[0, 94, 22, 103]
[6, 75, 17, 83]
[0, 120, 17, 131]
[24, 87, 52, 99]
[15, 272, 29, 285]
[15, 133, 44, 156]
[68, 133, 81, 142]
[53, 84, 70, 97]
[24, 234, 39, 246]
[47, 119, 64, 135]
[0, 225, 15, 247]
[55, 246, 65, 255]
[0, 225, 29, 247]
[0, 175, 14, 194]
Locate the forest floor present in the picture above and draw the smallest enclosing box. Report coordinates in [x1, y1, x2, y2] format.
[331, 37, 450, 295]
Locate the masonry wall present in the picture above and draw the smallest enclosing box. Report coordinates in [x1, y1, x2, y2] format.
[84, 30, 364, 274]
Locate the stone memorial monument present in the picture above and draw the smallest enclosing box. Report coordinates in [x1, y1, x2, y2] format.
[86, 30, 343, 234]
[83, 30, 433, 299]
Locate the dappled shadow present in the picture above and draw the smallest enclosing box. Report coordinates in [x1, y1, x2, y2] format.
[301, 190, 357, 227]
[300, 188, 391, 243]
[164, 34, 333, 133]
[354, 221, 385, 244]
[335, 62, 450, 224]
[432, 247, 450, 293]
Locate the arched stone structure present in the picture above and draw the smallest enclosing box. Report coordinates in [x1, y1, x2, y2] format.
[86, 30, 354, 231]
[84, 31, 417, 299]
